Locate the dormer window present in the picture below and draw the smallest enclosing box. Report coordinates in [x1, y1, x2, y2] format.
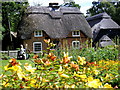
[34, 31, 43, 37]
[72, 30, 80, 37]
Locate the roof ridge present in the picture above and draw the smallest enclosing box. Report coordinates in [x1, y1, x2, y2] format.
[86, 12, 111, 21]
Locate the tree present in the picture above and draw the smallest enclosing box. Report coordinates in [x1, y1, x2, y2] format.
[2, 1, 28, 50]
[114, 2, 120, 25]
[63, 0, 74, 3]
[87, 1, 116, 17]
[0, 3, 5, 40]
[87, 1, 120, 25]
[2, 2, 28, 32]
[61, 1, 81, 9]
[33, 1, 42, 6]
[0, 14, 5, 40]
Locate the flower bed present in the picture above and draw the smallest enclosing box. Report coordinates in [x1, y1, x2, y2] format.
[1, 39, 119, 88]
[1, 53, 119, 88]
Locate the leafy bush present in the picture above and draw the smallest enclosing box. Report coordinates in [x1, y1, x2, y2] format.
[53, 45, 118, 62]
[1, 53, 119, 88]
[0, 39, 119, 88]
[0, 53, 10, 60]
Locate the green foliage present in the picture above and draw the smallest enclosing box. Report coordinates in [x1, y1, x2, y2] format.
[1, 40, 119, 88]
[1, 50, 119, 88]
[0, 13, 5, 40]
[87, 1, 120, 25]
[53, 45, 118, 62]
[114, 2, 120, 25]
[61, 2, 81, 9]
[0, 53, 10, 60]
[2, 2, 28, 32]
[0, 60, 34, 75]
[87, 2, 115, 16]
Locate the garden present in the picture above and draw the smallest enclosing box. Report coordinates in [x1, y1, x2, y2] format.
[0, 39, 119, 88]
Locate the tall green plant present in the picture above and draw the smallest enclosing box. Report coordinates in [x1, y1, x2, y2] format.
[2, 2, 28, 32]
[2, 1, 28, 49]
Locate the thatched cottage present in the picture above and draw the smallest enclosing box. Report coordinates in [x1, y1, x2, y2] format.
[18, 4, 92, 53]
[86, 12, 120, 45]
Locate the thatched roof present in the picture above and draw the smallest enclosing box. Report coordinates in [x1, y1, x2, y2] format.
[100, 35, 111, 41]
[86, 12, 120, 29]
[86, 12, 120, 40]
[18, 6, 92, 39]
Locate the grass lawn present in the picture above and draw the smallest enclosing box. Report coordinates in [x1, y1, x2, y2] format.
[0, 59, 35, 75]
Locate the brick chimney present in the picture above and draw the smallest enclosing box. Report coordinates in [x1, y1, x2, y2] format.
[49, 3, 60, 11]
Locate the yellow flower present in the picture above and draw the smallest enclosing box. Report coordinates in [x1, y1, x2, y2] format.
[13, 65, 22, 71]
[4, 64, 12, 71]
[4, 64, 8, 70]
[24, 86, 30, 88]
[58, 70, 64, 75]
[24, 63, 36, 73]
[103, 83, 113, 88]
[82, 57, 85, 61]
[4, 64, 22, 72]
[78, 56, 86, 65]
[29, 79, 37, 87]
[44, 39, 50, 44]
[60, 74, 69, 78]
[87, 77, 102, 88]
[87, 76, 93, 82]
[2, 81, 10, 87]
[105, 74, 109, 79]
[42, 78, 49, 82]
[59, 65, 63, 71]
[87, 79, 102, 88]
[31, 79, 36, 84]
[93, 70, 99, 75]
[64, 84, 76, 88]
[74, 72, 87, 79]
[64, 52, 68, 57]
[17, 70, 25, 80]
[0, 74, 3, 79]
[79, 75, 87, 79]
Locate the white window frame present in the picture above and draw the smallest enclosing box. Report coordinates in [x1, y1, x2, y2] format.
[33, 42, 42, 53]
[72, 30, 80, 37]
[34, 31, 43, 37]
[72, 41, 80, 49]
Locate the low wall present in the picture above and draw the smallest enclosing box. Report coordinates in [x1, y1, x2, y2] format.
[0, 50, 18, 58]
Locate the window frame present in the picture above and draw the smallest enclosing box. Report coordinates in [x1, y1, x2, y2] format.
[72, 30, 80, 37]
[34, 30, 43, 37]
[72, 41, 80, 49]
[33, 42, 42, 53]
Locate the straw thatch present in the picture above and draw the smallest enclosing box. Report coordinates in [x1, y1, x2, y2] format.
[18, 6, 92, 39]
[86, 12, 120, 42]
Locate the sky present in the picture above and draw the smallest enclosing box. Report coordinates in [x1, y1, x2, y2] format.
[28, 0, 98, 15]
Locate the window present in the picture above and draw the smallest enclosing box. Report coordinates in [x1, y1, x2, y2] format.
[72, 41, 80, 49]
[34, 31, 43, 37]
[33, 42, 42, 52]
[72, 30, 80, 37]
